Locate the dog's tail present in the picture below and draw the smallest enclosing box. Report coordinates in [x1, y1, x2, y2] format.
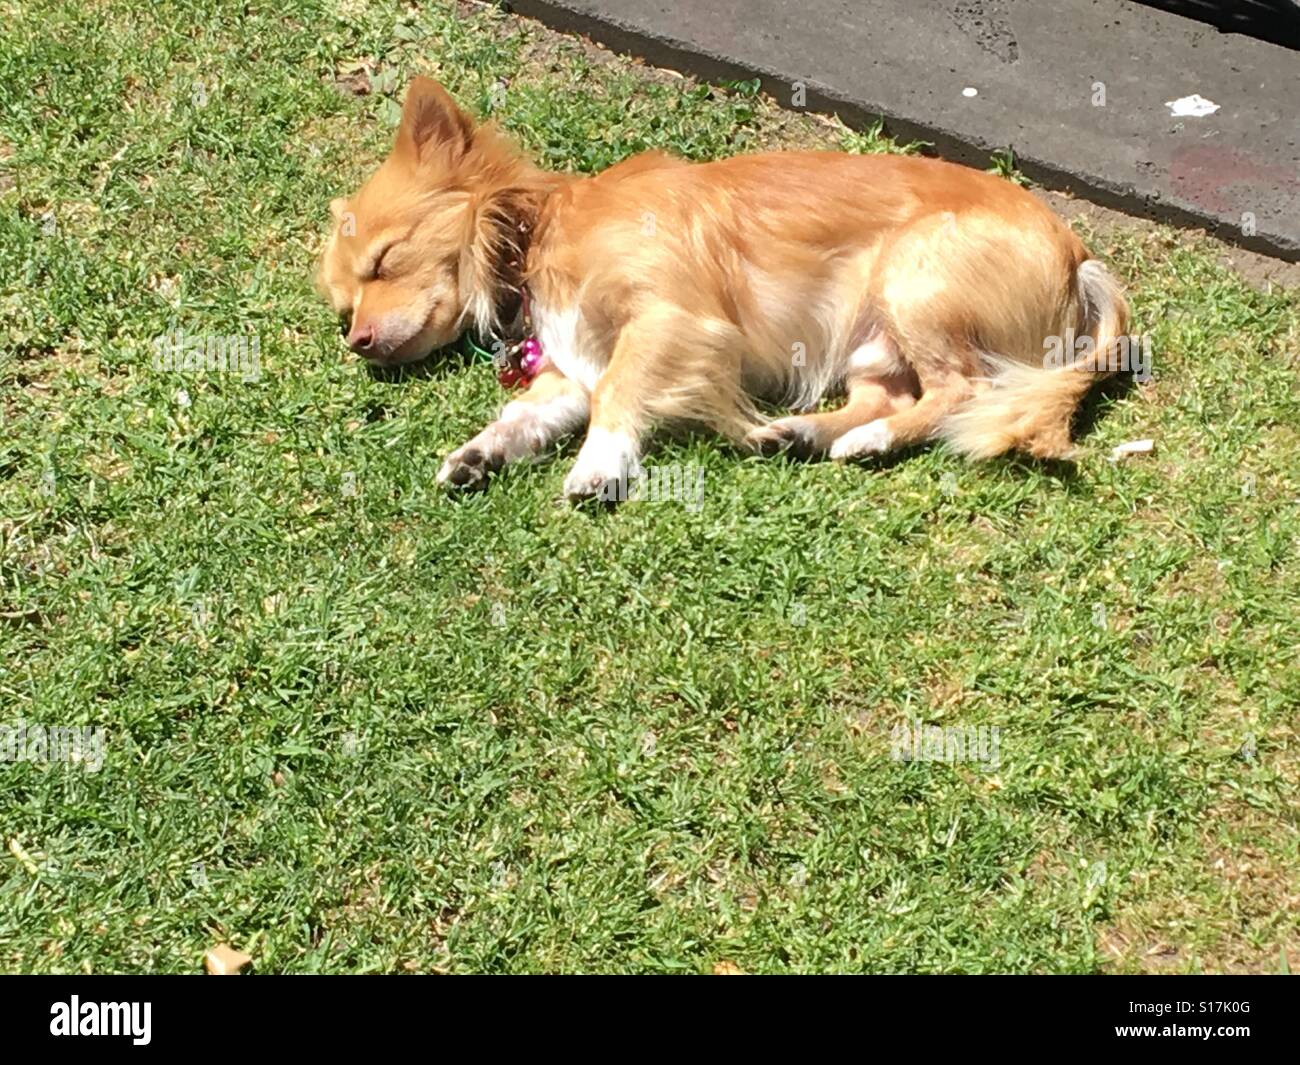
[939, 259, 1129, 460]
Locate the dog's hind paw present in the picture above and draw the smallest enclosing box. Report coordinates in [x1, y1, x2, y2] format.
[745, 417, 817, 459]
[829, 419, 894, 461]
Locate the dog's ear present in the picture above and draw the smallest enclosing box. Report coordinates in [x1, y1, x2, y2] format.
[394, 76, 474, 166]
[458, 185, 533, 335]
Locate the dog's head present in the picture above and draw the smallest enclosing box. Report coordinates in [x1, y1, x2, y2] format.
[316, 77, 535, 366]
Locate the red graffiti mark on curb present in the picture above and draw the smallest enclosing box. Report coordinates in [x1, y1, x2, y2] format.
[1167, 144, 1300, 214]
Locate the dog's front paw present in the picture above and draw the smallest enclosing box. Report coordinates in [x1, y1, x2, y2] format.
[437, 441, 500, 491]
[562, 429, 641, 504]
[829, 419, 894, 461]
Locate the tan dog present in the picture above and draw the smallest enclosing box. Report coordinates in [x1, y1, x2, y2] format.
[317, 77, 1129, 500]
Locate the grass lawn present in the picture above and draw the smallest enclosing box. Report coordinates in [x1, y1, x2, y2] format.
[1, 0, 1297, 974]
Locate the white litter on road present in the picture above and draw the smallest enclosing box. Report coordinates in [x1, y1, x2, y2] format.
[962, 87, 978, 98]
[1165, 93, 1220, 117]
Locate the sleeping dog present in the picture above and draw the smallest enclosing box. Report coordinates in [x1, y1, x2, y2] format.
[317, 77, 1129, 500]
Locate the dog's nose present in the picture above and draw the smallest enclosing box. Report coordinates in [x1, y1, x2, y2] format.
[346, 323, 376, 354]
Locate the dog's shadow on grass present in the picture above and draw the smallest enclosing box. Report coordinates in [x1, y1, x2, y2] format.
[1072, 371, 1137, 443]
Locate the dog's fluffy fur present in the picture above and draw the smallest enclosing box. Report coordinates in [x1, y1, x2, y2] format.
[317, 77, 1129, 499]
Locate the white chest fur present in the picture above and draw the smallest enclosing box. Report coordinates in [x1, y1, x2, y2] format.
[533, 302, 604, 392]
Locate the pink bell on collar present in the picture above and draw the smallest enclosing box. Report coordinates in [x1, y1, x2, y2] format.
[518, 336, 544, 377]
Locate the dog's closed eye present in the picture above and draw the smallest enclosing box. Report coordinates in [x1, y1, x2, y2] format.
[365, 242, 398, 282]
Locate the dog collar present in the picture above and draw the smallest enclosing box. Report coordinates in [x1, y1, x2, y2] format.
[496, 284, 544, 389]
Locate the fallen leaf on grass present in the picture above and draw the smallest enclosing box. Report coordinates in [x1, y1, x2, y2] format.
[333, 60, 373, 96]
[204, 944, 252, 975]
